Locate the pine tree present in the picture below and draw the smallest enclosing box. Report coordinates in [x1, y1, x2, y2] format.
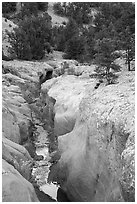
[64, 18, 79, 42]
[116, 3, 135, 71]
[119, 27, 135, 71]
[94, 38, 120, 84]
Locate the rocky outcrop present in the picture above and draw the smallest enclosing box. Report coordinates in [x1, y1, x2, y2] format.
[2, 55, 135, 202]
[2, 60, 53, 83]
[2, 63, 39, 201]
[42, 75, 96, 137]
[2, 159, 39, 202]
[2, 59, 57, 201]
[2, 137, 33, 181]
[47, 71, 135, 202]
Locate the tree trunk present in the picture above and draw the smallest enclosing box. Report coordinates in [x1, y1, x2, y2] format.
[127, 49, 131, 71]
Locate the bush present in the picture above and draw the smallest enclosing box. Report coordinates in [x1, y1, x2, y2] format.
[7, 14, 52, 60]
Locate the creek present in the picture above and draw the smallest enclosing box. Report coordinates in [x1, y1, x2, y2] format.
[32, 124, 58, 201]
[31, 122, 70, 202]
[22, 80, 69, 202]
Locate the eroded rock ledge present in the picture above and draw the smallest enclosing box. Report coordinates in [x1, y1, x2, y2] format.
[2, 60, 55, 202]
[46, 72, 135, 202]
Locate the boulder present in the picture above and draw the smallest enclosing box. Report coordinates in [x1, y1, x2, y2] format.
[2, 159, 39, 202]
[49, 71, 135, 202]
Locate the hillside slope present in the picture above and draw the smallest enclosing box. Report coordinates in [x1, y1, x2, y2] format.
[47, 2, 68, 26]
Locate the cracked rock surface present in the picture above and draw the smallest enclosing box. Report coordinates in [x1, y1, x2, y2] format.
[47, 71, 135, 202]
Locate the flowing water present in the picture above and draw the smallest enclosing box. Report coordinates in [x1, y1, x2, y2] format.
[21, 82, 69, 201]
[32, 123, 59, 201]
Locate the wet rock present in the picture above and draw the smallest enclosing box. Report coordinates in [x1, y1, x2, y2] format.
[2, 159, 39, 202]
[49, 72, 135, 202]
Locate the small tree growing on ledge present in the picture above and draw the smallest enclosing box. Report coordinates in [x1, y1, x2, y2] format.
[94, 38, 121, 84]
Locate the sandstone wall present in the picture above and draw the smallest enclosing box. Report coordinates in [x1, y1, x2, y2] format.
[47, 72, 135, 202]
[2, 60, 57, 201]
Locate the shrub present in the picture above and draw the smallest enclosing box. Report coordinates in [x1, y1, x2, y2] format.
[7, 14, 52, 60]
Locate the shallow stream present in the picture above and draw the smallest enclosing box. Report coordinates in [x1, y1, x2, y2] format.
[31, 120, 58, 201]
[20, 81, 69, 201]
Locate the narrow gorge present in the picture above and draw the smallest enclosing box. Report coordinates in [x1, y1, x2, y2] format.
[2, 57, 135, 202]
[2, 2, 135, 202]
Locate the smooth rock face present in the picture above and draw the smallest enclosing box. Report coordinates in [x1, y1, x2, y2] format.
[2, 160, 39, 202]
[42, 75, 96, 137]
[2, 137, 33, 181]
[49, 72, 135, 202]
